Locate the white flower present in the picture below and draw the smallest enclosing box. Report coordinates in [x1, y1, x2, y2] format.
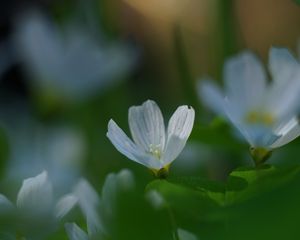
[106, 100, 195, 172]
[14, 11, 135, 101]
[0, 171, 77, 237]
[199, 48, 300, 153]
[17, 171, 77, 218]
[66, 169, 135, 240]
[2, 115, 85, 193]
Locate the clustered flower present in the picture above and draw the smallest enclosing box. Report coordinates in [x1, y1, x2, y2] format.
[1, 7, 300, 238]
[108, 48, 300, 168]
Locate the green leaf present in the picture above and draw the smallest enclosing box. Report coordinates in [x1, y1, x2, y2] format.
[147, 180, 227, 239]
[167, 176, 225, 206]
[219, 167, 300, 240]
[225, 165, 300, 205]
[229, 165, 276, 184]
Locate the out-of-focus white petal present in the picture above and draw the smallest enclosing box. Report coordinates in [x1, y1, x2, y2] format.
[271, 118, 300, 148]
[16, 171, 53, 214]
[224, 51, 267, 112]
[198, 79, 225, 116]
[163, 106, 195, 165]
[116, 169, 136, 190]
[101, 170, 135, 216]
[128, 100, 165, 151]
[146, 190, 165, 210]
[269, 47, 299, 83]
[242, 125, 279, 148]
[65, 223, 89, 240]
[55, 194, 78, 219]
[15, 11, 136, 101]
[15, 12, 63, 87]
[177, 228, 198, 240]
[265, 69, 300, 122]
[101, 173, 117, 221]
[107, 119, 160, 169]
[0, 194, 14, 213]
[73, 179, 103, 237]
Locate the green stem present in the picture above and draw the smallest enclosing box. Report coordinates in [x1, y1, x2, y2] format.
[215, 0, 239, 80]
[173, 24, 201, 114]
[250, 147, 272, 167]
[167, 206, 180, 240]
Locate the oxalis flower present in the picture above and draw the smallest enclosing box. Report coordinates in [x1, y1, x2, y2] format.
[65, 169, 135, 240]
[199, 47, 300, 166]
[0, 171, 77, 238]
[14, 11, 135, 102]
[107, 100, 195, 176]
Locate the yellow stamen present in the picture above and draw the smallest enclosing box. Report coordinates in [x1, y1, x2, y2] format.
[245, 111, 274, 125]
[149, 144, 162, 159]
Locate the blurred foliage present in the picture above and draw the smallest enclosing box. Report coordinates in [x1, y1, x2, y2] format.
[295, 0, 300, 5]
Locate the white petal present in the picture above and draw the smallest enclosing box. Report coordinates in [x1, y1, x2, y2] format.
[162, 106, 195, 165]
[146, 190, 165, 210]
[16, 171, 53, 213]
[101, 173, 118, 220]
[224, 51, 267, 112]
[269, 47, 299, 83]
[101, 170, 135, 214]
[55, 194, 78, 219]
[101, 169, 135, 234]
[73, 179, 103, 236]
[128, 100, 166, 151]
[240, 125, 279, 148]
[271, 118, 300, 148]
[265, 69, 300, 122]
[65, 223, 89, 240]
[0, 194, 14, 213]
[116, 169, 136, 190]
[177, 228, 198, 240]
[107, 119, 161, 169]
[198, 79, 226, 116]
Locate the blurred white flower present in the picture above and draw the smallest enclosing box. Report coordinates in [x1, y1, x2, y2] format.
[107, 100, 195, 173]
[0, 107, 86, 193]
[66, 169, 135, 240]
[0, 171, 77, 238]
[14, 11, 136, 101]
[199, 48, 300, 158]
[100, 169, 135, 229]
[6, 126, 84, 190]
[4, 171, 77, 218]
[72, 178, 103, 238]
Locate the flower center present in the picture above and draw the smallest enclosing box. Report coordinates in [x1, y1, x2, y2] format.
[244, 111, 274, 126]
[149, 144, 162, 159]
